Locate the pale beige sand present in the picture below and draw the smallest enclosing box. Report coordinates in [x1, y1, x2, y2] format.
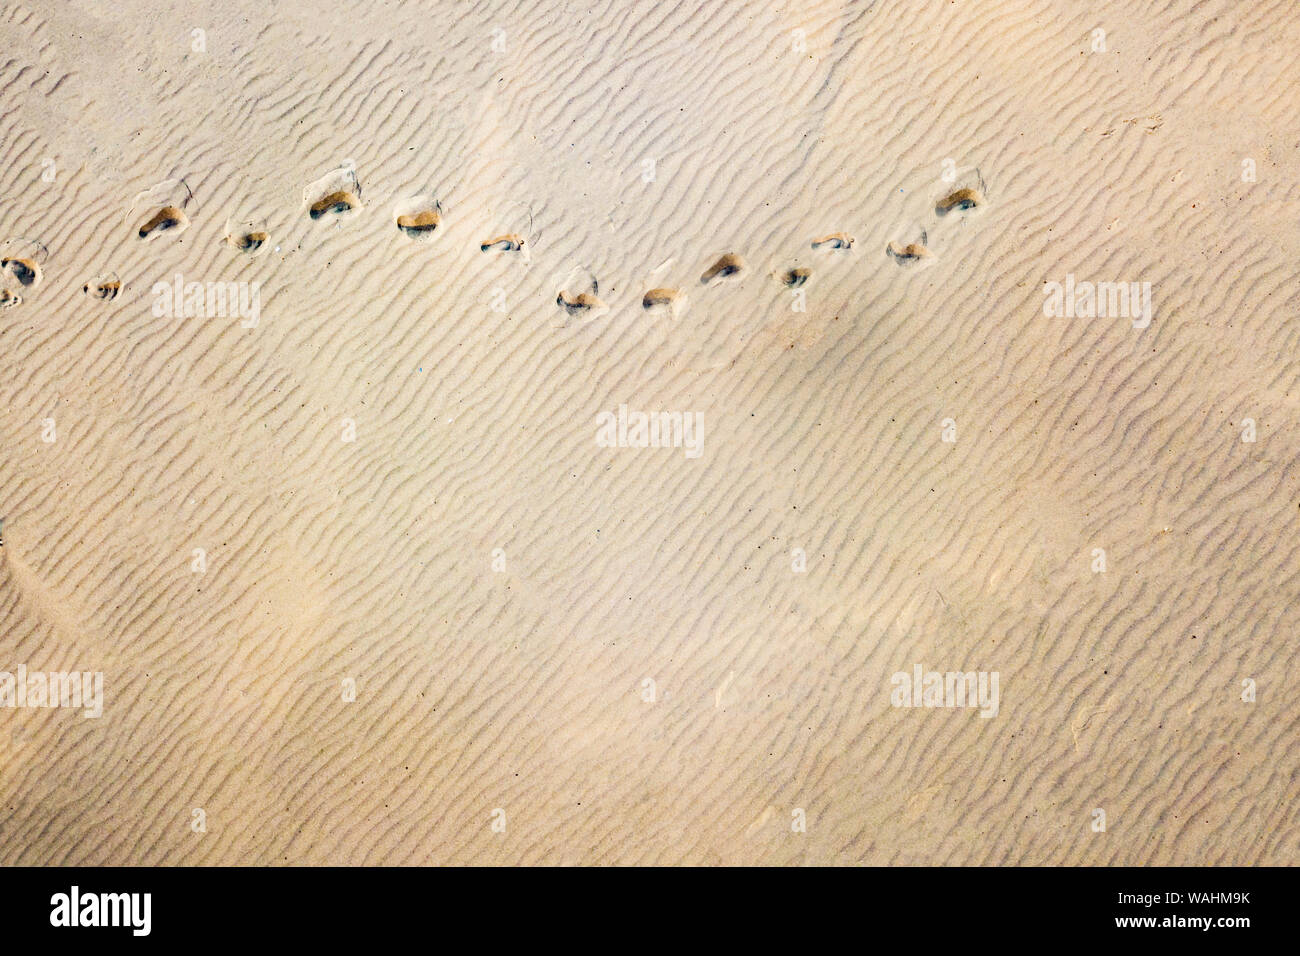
[0, 0, 1297, 864]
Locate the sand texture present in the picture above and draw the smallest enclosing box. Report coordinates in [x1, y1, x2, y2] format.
[0, 0, 1298, 864]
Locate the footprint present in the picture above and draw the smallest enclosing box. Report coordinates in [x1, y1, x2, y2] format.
[811, 233, 853, 251]
[2, 259, 38, 286]
[934, 168, 987, 216]
[700, 253, 745, 285]
[482, 200, 535, 260]
[129, 179, 193, 241]
[936, 187, 985, 215]
[556, 290, 607, 316]
[480, 234, 525, 253]
[0, 238, 46, 289]
[229, 230, 268, 253]
[310, 192, 359, 220]
[0, 239, 47, 306]
[781, 267, 811, 287]
[83, 272, 121, 300]
[887, 239, 931, 263]
[641, 287, 684, 315]
[394, 195, 441, 239]
[305, 164, 361, 221]
[225, 214, 270, 256]
[554, 264, 606, 318]
[137, 206, 188, 239]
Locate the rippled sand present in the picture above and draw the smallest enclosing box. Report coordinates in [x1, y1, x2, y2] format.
[0, 0, 1296, 864]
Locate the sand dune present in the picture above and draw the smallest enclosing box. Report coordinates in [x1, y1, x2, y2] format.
[0, 0, 1297, 864]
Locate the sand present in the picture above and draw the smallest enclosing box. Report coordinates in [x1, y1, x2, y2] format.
[0, 0, 1297, 865]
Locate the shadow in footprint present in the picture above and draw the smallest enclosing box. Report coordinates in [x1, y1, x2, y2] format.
[557, 291, 607, 316]
[231, 230, 269, 252]
[642, 287, 684, 315]
[305, 165, 362, 221]
[887, 237, 931, 264]
[394, 195, 441, 239]
[138, 206, 188, 239]
[0, 238, 46, 288]
[935, 169, 987, 217]
[936, 187, 985, 215]
[0, 239, 48, 306]
[700, 253, 745, 285]
[130, 180, 193, 242]
[554, 264, 606, 319]
[811, 233, 853, 251]
[482, 200, 535, 259]
[83, 272, 121, 300]
[225, 214, 270, 256]
[310, 192, 359, 220]
[481, 234, 525, 253]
